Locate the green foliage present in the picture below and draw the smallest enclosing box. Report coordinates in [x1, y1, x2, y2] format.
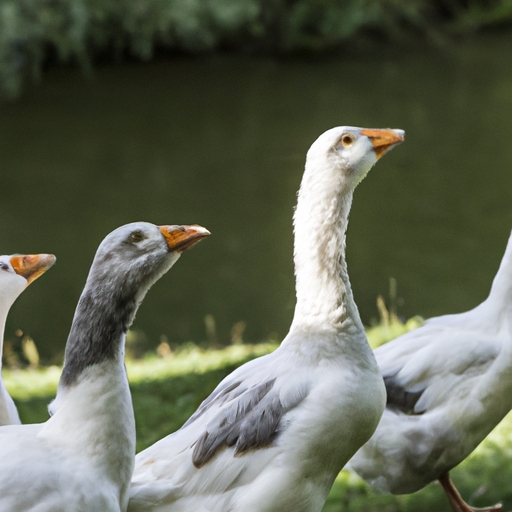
[0, 0, 262, 97]
[366, 316, 424, 349]
[365, 286, 424, 349]
[280, 0, 426, 51]
[6, 342, 279, 449]
[127, 342, 278, 450]
[0, 0, 512, 97]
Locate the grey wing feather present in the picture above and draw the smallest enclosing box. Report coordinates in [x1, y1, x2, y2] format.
[384, 376, 424, 415]
[182, 380, 247, 428]
[377, 322, 501, 416]
[376, 330, 431, 415]
[191, 378, 309, 468]
[232, 391, 284, 453]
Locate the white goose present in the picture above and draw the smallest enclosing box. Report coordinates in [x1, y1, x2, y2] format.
[129, 126, 404, 512]
[0, 253, 56, 425]
[0, 222, 210, 512]
[348, 232, 512, 511]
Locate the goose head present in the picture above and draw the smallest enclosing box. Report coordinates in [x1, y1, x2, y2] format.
[86, 222, 210, 304]
[58, 222, 210, 389]
[0, 254, 56, 310]
[303, 126, 405, 194]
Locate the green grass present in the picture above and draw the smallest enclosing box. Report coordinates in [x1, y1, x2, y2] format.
[5, 341, 279, 447]
[5, 330, 512, 512]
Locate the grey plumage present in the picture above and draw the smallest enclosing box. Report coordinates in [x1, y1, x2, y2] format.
[60, 222, 180, 387]
[59, 288, 138, 387]
[383, 376, 424, 415]
[183, 380, 248, 427]
[189, 378, 310, 468]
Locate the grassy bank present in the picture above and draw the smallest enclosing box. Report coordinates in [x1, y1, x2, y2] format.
[6, 341, 279, 447]
[1, 0, 512, 97]
[5, 320, 512, 511]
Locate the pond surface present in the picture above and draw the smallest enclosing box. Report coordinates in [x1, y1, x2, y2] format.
[1, 33, 512, 359]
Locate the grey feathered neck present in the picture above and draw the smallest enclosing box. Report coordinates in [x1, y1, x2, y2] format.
[57, 237, 167, 387]
[59, 272, 141, 387]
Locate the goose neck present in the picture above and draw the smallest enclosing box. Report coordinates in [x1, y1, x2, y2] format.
[0, 316, 6, 367]
[291, 189, 362, 332]
[45, 281, 137, 506]
[487, 232, 512, 316]
[0, 305, 21, 425]
[0, 294, 17, 365]
[59, 282, 137, 387]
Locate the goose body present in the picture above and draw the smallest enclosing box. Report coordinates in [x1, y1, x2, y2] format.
[348, 232, 512, 511]
[0, 222, 209, 512]
[0, 254, 55, 425]
[129, 126, 404, 512]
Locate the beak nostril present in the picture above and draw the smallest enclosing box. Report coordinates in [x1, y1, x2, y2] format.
[165, 225, 186, 234]
[159, 225, 210, 252]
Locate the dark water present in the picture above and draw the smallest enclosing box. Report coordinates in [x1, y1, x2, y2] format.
[1, 34, 512, 360]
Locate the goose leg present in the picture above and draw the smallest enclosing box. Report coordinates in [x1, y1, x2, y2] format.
[438, 473, 502, 512]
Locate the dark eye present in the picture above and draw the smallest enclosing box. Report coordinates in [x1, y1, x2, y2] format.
[340, 134, 355, 148]
[129, 230, 145, 243]
[0, 262, 8, 271]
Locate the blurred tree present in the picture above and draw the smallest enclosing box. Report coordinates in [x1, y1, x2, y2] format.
[0, 0, 511, 97]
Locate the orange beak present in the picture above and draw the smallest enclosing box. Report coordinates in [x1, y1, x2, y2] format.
[10, 254, 56, 286]
[361, 128, 405, 159]
[159, 225, 211, 252]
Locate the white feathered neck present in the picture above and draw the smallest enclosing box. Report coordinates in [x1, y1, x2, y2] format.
[486, 231, 512, 311]
[454, 230, 512, 332]
[290, 150, 364, 335]
[0, 276, 24, 425]
[0, 278, 24, 365]
[42, 263, 140, 510]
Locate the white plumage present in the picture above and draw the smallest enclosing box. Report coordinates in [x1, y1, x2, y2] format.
[349, 231, 512, 512]
[0, 223, 209, 511]
[129, 126, 404, 512]
[0, 253, 55, 425]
